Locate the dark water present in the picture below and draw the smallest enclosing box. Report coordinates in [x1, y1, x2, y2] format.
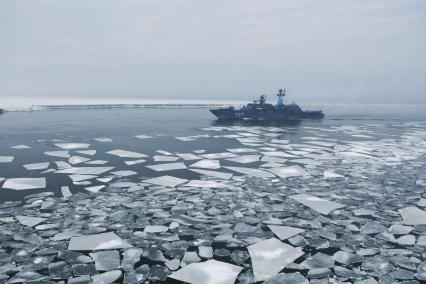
[0, 106, 425, 202]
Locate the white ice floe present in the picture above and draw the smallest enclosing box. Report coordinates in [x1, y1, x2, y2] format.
[226, 148, 258, 153]
[23, 162, 50, 171]
[398, 206, 426, 225]
[267, 225, 305, 240]
[55, 161, 72, 170]
[45, 150, 70, 158]
[69, 156, 90, 165]
[85, 160, 109, 165]
[169, 259, 242, 284]
[290, 193, 345, 215]
[176, 153, 201, 161]
[54, 143, 91, 150]
[184, 180, 227, 188]
[134, 134, 154, 139]
[0, 156, 14, 163]
[153, 155, 179, 162]
[267, 166, 307, 179]
[95, 137, 113, 142]
[190, 169, 233, 180]
[261, 151, 297, 158]
[190, 159, 221, 170]
[111, 170, 137, 177]
[85, 185, 106, 193]
[11, 145, 31, 149]
[201, 152, 238, 159]
[68, 232, 132, 251]
[225, 166, 275, 178]
[107, 149, 147, 158]
[248, 238, 304, 282]
[146, 162, 187, 172]
[56, 167, 114, 175]
[261, 156, 287, 163]
[324, 170, 344, 179]
[226, 155, 260, 164]
[16, 215, 46, 227]
[68, 174, 97, 183]
[2, 178, 46, 190]
[144, 175, 188, 187]
[144, 225, 169, 233]
[125, 159, 146, 165]
[76, 150, 96, 156]
[61, 186, 72, 198]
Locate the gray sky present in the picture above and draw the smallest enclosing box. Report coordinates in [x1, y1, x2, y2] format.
[1, 0, 425, 104]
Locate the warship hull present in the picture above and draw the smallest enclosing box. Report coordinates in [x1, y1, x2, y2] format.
[210, 107, 324, 120]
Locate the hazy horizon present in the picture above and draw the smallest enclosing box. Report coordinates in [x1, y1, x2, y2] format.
[1, 0, 425, 104]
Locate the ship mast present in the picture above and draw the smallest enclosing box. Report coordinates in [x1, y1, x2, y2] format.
[276, 88, 285, 107]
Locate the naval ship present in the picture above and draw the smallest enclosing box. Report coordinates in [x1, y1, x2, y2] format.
[210, 89, 324, 120]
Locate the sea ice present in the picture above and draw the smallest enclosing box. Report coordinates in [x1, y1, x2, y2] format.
[68, 232, 132, 251]
[125, 159, 146, 165]
[45, 150, 70, 158]
[0, 156, 14, 163]
[153, 155, 179, 162]
[95, 137, 113, 142]
[176, 153, 201, 160]
[69, 156, 90, 165]
[226, 155, 260, 164]
[134, 134, 154, 139]
[2, 178, 46, 190]
[169, 259, 242, 284]
[56, 167, 114, 175]
[267, 225, 305, 240]
[225, 166, 275, 178]
[107, 149, 147, 158]
[146, 162, 187, 171]
[76, 150, 96, 156]
[190, 159, 221, 169]
[55, 143, 91, 150]
[267, 165, 307, 178]
[190, 169, 233, 180]
[61, 186, 72, 198]
[111, 170, 137, 177]
[90, 251, 120, 271]
[248, 238, 304, 282]
[85, 185, 105, 193]
[324, 170, 344, 179]
[11, 144, 31, 149]
[184, 180, 227, 188]
[23, 162, 50, 171]
[201, 152, 238, 159]
[290, 193, 345, 215]
[16, 215, 46, 227]
[144, 175, 188, 187]
[398, 207, 426, 225]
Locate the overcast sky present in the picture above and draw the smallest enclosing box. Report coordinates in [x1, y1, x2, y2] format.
[1, 0, 425, 104]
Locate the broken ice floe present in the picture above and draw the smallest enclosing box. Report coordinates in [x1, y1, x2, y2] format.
[2, 178, 46, 190]
[106, 149, 147, 158]
[398, 206, 426, 225]
[248, 238, 304, 282]
[290, 193, 345, 215]
[169, 259, 242, 284]
[146, 162, 187, 172]
[68, 232, 132, 251]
